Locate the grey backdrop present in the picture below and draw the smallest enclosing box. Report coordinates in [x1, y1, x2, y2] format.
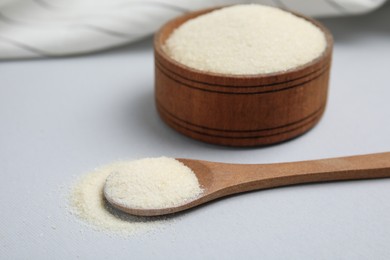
[1, 3, 390, 259]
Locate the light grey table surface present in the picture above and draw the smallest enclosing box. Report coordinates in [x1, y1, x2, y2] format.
[1, 4, 390, 259]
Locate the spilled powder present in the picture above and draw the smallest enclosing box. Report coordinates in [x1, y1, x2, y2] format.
[105, 157, 203, 209]
[68, 157, 202, 235]
[163, 4, 327, 75]
[68, 161, 166, 235]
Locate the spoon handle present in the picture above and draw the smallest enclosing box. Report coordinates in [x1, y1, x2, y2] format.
[209, 152, 390, 195]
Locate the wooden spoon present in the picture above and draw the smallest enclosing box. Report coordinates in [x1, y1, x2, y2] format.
[104, 152, 390, 217]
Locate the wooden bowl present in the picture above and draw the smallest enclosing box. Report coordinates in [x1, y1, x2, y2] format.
[154, 7, 333, 147]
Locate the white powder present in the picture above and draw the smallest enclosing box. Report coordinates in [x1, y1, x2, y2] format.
[163, 4, 327, 75]
[68, 157, 202, 235]
[69, 161, 168, 235]
[104, 157, 203, 209]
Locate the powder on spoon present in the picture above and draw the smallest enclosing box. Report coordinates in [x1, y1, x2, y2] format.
[68, 157, 202, 234]
[68, 160, 165, 235]
[104, 157, 203, 209]
[163, 4, 327, 75]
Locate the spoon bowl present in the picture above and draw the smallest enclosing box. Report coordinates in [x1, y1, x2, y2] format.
[104, 152, 390, 216]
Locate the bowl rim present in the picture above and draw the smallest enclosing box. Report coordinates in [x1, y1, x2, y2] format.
[154, 5, 333, 85]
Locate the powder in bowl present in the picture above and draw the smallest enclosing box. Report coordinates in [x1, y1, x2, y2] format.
[163, 4, 327, 75]
[104, 157, 203, 210]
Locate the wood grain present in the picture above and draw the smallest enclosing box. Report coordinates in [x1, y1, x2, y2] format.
[154, 7, 333, 146]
